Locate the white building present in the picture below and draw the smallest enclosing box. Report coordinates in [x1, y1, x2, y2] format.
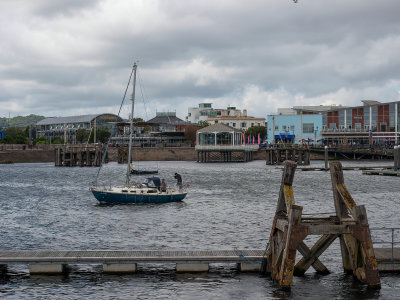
[207, 108, 266, 131]
[186, 103, 223, 124]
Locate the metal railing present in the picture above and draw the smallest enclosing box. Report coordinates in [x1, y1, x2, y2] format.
[195, 145, 260, 151]
[370, 227, 400, 264]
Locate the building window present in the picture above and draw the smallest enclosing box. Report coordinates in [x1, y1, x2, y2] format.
[282, 125, 287, 131]
[354, 123, 362, 130]
[329, 123, 337, 129]
[241, 122, 246, 127]
[274, 125, 279, 131]
[251, 123, 254, 127]
[232, 123, 236, 127]
[290, 125, 295, 131]
[303, 123, 314, 133]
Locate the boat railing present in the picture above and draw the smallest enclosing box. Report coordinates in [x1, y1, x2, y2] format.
[370, 227, 400, 263]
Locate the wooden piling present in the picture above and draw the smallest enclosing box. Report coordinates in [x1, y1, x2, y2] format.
[54, 146, 105, 167]
[266, 147, 310, 165]
[261, 160, 381, 290]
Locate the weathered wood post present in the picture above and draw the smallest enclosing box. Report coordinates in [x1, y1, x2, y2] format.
[394, 146, 399, 171]
[324, 146, 328, 170]
[261, 160, 381, 290]
[329, 161, 381, 289]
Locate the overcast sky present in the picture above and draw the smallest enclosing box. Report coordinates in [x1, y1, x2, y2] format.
[1, 0, 400, 121]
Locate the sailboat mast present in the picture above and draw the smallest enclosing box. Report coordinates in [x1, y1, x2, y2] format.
[126, 62, 137, 185]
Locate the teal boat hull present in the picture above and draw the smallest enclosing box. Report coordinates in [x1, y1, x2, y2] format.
[92, 190, 187, 204]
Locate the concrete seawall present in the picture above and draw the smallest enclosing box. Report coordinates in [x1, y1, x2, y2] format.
[0, 147, 267, 163]
[0, 150, 54, 163]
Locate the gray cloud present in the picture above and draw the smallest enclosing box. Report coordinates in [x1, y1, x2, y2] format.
[1, 0, 400, 120]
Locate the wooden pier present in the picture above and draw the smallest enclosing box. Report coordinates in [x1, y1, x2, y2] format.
[296, 165, 394, 171]
[362, 169, 400, 176]
[0, 248, 397, 275]
[54, 146, 106, 167]
[195, 145, 259, 163]
[360, 146, 400, 176]
[266, 147, 310, 165]
[0, 249, 262, 274]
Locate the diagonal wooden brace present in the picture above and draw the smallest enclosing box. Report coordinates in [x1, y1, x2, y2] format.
[294, 234, 338, 275]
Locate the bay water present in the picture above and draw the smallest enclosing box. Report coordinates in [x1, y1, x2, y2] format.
[0, 160, 399, 299]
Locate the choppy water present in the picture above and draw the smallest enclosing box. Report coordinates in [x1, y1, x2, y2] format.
[0, 160, 399, 299]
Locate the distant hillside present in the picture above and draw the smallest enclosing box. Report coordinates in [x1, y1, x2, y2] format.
[0, 114, 46, 128]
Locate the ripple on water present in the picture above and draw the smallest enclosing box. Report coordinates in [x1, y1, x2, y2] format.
[0, 160, 399, 299]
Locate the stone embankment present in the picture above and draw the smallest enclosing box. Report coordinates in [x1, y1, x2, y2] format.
[0, 146, 267, 163]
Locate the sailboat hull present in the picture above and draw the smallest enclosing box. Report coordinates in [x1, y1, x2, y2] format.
[91, 189, 187, 204]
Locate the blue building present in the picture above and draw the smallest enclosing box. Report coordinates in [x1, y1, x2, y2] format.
[267, 114, 323, 145]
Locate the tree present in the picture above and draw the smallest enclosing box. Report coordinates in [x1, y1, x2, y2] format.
[52, 136, 64, 144]
[245, 126, 266, 140]
[133, 117, 144, 123]
[198, 121, 209, 128]
[184, 125, 201, 143]
[33, 136, 48, 145]
[96, 128, 111, 144]
[1, 128, 28, 144]
[76, 128, 90, 143]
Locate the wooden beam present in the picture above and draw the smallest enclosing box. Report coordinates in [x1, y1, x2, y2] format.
[295, 241, 329, 275]
[276, 161, 297, 213]
[329, 161, 352, 220]
[278, 205, 307, 289]
[350, 206, 381, 289]
[294, 234, 338, 275]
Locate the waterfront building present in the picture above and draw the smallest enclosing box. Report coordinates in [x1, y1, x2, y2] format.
[36, 114, 123, 144]
[271, 100, 400, 146]
[321, 100, 400, 146]
[267, 114, 323, 145]
[196, 123, 244, 146]
[147, 112, 187, 132]
[186, 103, 223, 124]
[207, 107, 266, 131]
[195, 123, 259, 162]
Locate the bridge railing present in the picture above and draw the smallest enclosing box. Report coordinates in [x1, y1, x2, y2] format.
[370, 227, 400, 263]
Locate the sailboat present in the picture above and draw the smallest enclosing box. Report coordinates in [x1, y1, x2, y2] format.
[90, 63, 188, 204]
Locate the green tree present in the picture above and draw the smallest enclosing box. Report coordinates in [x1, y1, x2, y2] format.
[245, 126, 266, 140]
[133, 117, 144, 123]
[143, 125, 152, 133]
[33, 136, 48, 145]
[198, 121, 209, 128]
[76, 128, 90, 143]
[1, 128, 28, 144]
[52, 136, 64, 144]
[96, 128, 111, 143]
[184, 125, 201, 143]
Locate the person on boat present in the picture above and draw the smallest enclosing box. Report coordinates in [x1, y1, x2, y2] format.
[161, 179, 167, 192]
[174, 173, 182, 189]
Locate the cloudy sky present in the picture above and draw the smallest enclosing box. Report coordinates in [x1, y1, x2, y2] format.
[1, 0, 400, 120]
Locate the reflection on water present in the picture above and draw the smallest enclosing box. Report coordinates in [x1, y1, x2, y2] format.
[0, 161, 399, 299]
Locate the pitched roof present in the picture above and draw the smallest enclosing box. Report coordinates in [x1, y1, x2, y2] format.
[197, 123, 242, 133]
[147, 114, 186, 125]
[36, 114, 121, 125]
